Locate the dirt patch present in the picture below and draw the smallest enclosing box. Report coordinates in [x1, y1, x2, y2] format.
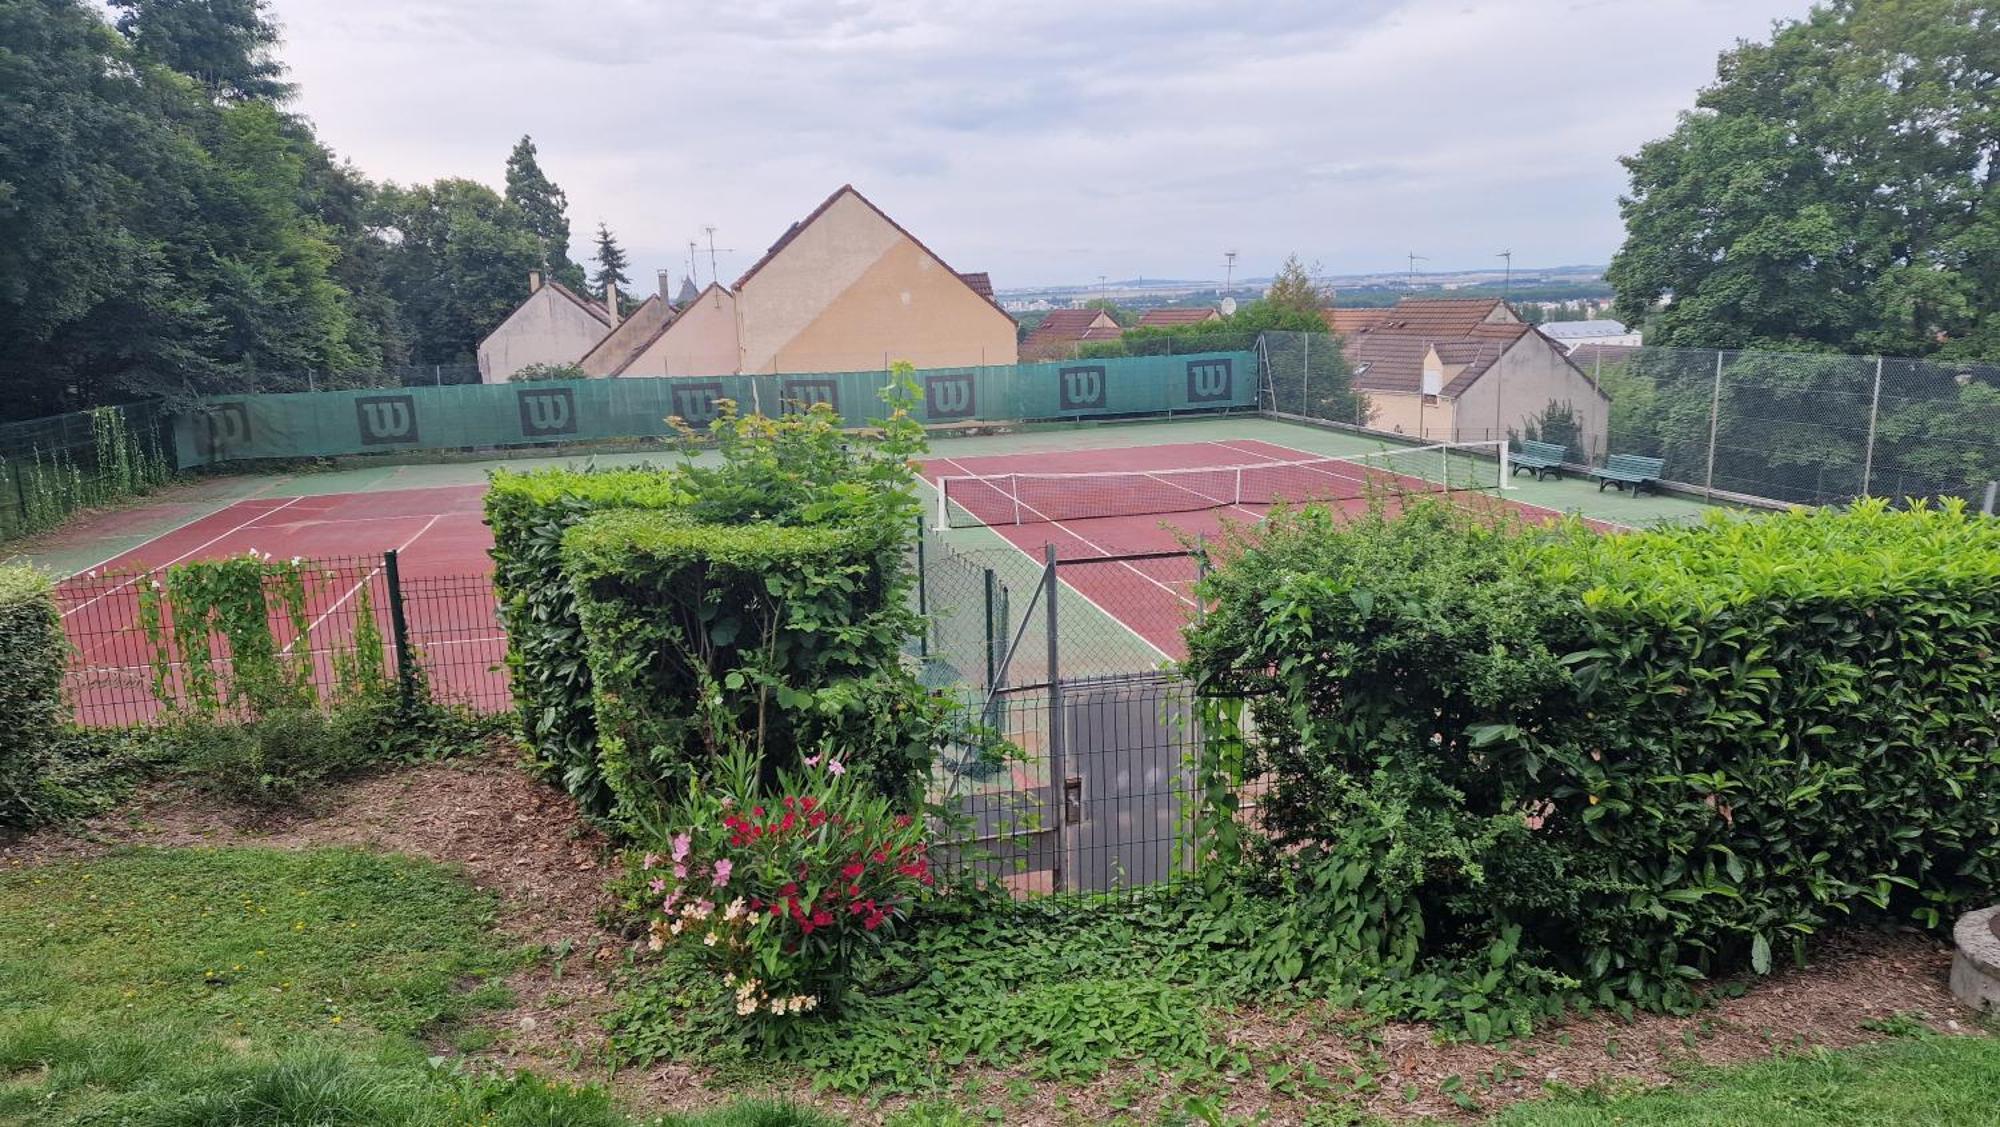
[4, 759, 1983, 1125]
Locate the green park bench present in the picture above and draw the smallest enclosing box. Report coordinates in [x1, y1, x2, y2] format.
[1591, 453, 1667, 495]
[1510, 439, 1569, 482]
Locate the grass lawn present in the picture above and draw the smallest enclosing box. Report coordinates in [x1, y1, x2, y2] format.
[0, 846, 835, 1127]
[1493, 1033, 2000, 1126]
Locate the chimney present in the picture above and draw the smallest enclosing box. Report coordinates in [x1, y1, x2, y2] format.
[528, 270, 543, 293]
[605, 281, 620, 326]
[657, 269, 672, 303]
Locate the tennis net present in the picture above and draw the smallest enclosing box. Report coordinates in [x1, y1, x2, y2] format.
[937, 440, 1508, 528]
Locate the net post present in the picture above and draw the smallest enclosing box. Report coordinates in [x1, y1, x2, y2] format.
[1233, 466, 1243, 506]
[935, 477, 948, 531]
[1011, 474, 1022, 525]
[982, 568, 998, 691]
[1497, 440, 1514, 490]
[1043, 543, 1066, 893]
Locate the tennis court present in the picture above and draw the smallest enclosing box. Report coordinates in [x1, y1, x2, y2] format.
[927, 435, 1610, 662]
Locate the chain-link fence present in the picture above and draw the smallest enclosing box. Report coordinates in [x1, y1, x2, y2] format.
[1261, 332, 2000, 511]
[0, 402, 175, 541]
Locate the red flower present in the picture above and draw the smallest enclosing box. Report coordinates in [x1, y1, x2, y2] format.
[894, 814, 912, 828]
[801, 796, 818, 812]
[779, 811, 797, 831]
[811, 909, 833, 927]
[782, 796, 797, 811]
[840, 861, 864, 880]
[808, 811, 828, 828]
[779, 882, 798, 898]
[752, 806, 765, 818]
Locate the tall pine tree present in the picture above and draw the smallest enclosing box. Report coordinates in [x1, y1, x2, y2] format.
[590, 223, 631, 296]
[503, 136, 583, 290]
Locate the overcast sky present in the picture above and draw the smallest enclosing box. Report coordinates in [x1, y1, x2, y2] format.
[255, 0, 1814, 291]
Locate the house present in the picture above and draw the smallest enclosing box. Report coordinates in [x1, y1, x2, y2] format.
[1335, 298, 1612, 459]
[476, 273, 612, 382]
[577, 292, 673, 377]
[1536, 319, 1642, 353]
[610, 185, 1016, 376]
[1135, 308, 1222, 329]
[1321, 307, 1388, 335]
[1020, 309, 1122, 361]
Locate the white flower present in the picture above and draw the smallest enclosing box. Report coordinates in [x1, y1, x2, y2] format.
[703, 932, 719, 947]
[736, 997, 758, 1016]
[723, 898, 747, 922]
[768, 997, 790, 1016]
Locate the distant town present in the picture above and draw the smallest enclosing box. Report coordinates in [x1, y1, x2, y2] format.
[996, 263, 1615, 318]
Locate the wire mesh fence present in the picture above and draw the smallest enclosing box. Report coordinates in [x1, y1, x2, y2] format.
[0, 402, 175, 541]
[1260, 330, 2000, 510]
[57, 553, 507, 727]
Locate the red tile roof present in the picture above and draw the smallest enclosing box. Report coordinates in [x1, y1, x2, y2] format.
[1021, 309, 1120, 359]
[1343, 301, 1538, 397]
[1322, 308, 1387, 334]
[957, 272, 994, 299]
[1137, 308, 1221, 328]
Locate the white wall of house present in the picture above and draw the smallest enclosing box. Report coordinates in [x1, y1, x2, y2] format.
[477, 285, 609, 383]
[619, 286, 740, 376]
[1451, 339, 1612, 461]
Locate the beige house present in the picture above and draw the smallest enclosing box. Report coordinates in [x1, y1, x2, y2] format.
[608, 185, 1015, 376]
[476, 274, 611, 383]
[577, 294, 672, 377]
[1339, 298, 1612, 460]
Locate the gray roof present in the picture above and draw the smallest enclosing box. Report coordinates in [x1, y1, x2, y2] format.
[1536, 319, 1630, 340]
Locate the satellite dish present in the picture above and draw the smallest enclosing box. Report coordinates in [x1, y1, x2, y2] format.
[1219, 297, 1238, 316]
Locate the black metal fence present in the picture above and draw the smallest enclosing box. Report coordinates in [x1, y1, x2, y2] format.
[57, 551, 507, 727]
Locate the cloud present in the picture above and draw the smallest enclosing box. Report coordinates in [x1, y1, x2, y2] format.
[261, 0, 1814, 287]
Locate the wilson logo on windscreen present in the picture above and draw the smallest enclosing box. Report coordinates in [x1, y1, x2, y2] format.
[194, 402, 251, 456]
[1185, 358, 1234, 403]
[780, 379, 840, 415]
[671, 382, 727, 427]
[924, 374, 977, 420]
[516, 387, 576, 437]
[355, 395, 419, 445]
[1058, 365, 1107, 411]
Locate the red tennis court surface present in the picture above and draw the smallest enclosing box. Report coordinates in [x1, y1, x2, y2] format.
[926, 437, 1588, 661]
[58, 485, 503, 725]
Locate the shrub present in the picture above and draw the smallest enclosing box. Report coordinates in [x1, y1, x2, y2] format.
[486, 466, 691, 813]
[564, 510, 939, 821]
[1186, 497, 2000, 1017]
[618, 747, 932, 1026]
[0, 567, 66, 827]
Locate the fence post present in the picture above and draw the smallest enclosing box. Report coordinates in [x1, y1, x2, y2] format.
[1703, 349, 1725, 499]
[982, 568, 998, 692]
[382, 549, 417, 707]
[1861, 356, 1884, 497]
[913, 515, 928, 659]
[1983, 480, 1997, 517]
[1301, 332, 1311, 416]
[1043, 544, 1066, 893]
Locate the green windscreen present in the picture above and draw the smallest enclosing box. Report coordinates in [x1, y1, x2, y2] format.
[172, 352, 1259, 466]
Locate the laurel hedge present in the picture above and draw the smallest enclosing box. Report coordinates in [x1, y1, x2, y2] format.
[486, 468, 692, 815]
[1186, 499, 2000, 1014]
[0, 567, 66, 826]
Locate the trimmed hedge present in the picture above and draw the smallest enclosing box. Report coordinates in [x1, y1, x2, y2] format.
[564, 510, 933, 825]
[486, 468, 691, 814]
[1188, 499, 2000, 1013]
[0, 567, 66, 826]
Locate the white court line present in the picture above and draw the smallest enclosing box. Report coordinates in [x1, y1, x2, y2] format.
[61, 496, 309, 620]
[931, 455, 1193, 620]
[285, 514, 443, 653]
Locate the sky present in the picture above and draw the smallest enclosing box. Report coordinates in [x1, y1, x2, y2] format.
[256, 0, 1816, 291]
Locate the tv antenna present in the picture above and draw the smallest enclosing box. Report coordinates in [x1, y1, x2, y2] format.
[1497, 249, 1513, 301]
[702, 226, 735, 289]
[1222, 250, 1240, 296]
[1406, 252, 1429, 288]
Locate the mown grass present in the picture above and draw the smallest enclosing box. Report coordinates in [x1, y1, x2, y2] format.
[0, 846, 835, 1126]
[1490, 1032, 2000, 1125]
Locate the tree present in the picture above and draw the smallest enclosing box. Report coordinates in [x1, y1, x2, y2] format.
[377, 179, 545, 364]
[503, 136, 583, 291]
[108, 0, 292, 102]
[590, 222, 631, 296]
[1608, 0, 2000, 360]
[1263, 254, 1332, 316]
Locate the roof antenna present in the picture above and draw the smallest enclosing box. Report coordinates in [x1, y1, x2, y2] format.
[702, 226, 735, 289]
[1407, 252, 1428, 289]
[1497, 249, 1513, 303]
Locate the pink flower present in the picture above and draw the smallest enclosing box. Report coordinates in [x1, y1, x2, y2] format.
[803, 754, 821, 768]
[826, 759, 846, 777]
[662, 890, 680, 913]
[648, 878, 666, 893]
[711, 859, 733, 887]
[670, 833, 691, 863]
[641, 853, 662, 871]
[672, 863, 687, 880]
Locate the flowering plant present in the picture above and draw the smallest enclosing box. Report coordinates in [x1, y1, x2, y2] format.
[622, 744, 932, 1024]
